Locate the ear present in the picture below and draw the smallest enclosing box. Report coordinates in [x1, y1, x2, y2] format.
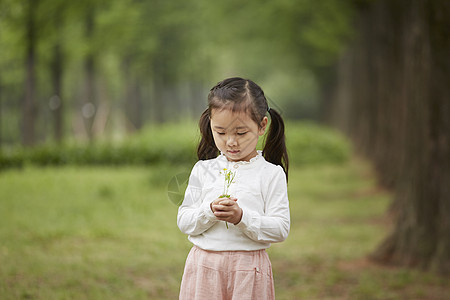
[258, 116, 268, 136]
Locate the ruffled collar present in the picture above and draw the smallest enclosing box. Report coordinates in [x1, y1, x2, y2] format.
[218, 150, 263, 166]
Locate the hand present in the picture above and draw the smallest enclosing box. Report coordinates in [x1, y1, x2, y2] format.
[210, 197, 243, 225]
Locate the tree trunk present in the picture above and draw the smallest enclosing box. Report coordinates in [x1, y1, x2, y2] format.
[427, 0, 450, 273]
[152, 78, 168, 124]
[123, 57, 143, 131]
[51, 35, 64, 143]
[21, 0, 39, 146]
[326, 0, 450, 274]
[0, 79, 2, 148]
[82, 9, 96, 141]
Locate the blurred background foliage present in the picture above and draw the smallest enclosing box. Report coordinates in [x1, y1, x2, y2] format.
[0, 0, 363, 151]
[0, 121, 351, 169]
[1, 0, 449, 282]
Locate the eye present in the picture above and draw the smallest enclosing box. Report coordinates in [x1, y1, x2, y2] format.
[237, 132, 248, 136]
[216, 131, 225, 135]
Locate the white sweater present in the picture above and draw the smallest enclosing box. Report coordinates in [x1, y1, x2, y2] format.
[177, 151, 290, 251]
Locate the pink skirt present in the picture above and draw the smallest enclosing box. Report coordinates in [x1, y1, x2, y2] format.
[179, 246, 275, 300]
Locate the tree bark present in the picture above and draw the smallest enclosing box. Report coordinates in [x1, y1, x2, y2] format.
[326, 0, 450, 274]
[427, 0, 450, 273]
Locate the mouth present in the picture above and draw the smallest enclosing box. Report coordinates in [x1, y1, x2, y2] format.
[227, 150, 240, 155]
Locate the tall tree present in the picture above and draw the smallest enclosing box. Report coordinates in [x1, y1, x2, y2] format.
[326, 0, 450, 273]
[82, 8, 97, 141]
[21, 0, 39, 146]
[47, 1, 66, 143]
[0, 79, 2, 147]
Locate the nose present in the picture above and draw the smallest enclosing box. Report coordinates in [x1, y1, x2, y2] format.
[226, 135, 237, 147]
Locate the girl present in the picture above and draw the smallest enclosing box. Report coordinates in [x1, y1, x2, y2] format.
[177, 77, 290, 300]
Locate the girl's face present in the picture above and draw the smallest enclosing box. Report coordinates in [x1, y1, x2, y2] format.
[210, 108, 268, 162]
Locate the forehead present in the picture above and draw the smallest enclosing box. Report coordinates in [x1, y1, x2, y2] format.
[210, 109, 257, 129]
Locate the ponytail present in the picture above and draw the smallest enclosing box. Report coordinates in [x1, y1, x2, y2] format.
[199, 77, 288, 179]
[197, 109, 219, 160]
[263, 108, 289, 181]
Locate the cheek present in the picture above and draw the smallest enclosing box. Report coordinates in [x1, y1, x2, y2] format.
[239, 133, 258, 145]
[212, 133, 226, 145]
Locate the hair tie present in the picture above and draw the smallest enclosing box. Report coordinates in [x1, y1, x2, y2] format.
[267, 106, 271, 113]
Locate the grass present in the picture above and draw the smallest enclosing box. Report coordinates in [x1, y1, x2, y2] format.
[0, 160, 448, 299]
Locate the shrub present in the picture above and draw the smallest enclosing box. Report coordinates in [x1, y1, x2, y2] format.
[0, 121, 350, 170]
[286, 122, 351, 166]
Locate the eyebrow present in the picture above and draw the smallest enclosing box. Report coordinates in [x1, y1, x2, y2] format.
[213, 126, 249, 130]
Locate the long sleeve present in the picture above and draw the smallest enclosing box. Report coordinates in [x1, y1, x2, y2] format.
[177, 162, 219, 235]
[235, 166, 290, 243]
[177, 153, 290, 251]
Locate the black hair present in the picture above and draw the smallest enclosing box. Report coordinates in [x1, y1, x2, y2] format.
[197, 77, 289, 179]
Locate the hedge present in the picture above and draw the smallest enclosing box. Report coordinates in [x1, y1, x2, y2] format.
[0, 122, 350, 170]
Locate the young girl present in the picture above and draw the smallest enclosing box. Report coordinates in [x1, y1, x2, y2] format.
[177, 77, 290, 299]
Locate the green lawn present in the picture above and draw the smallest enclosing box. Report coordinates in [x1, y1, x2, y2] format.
[0, 161, 448, 299]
